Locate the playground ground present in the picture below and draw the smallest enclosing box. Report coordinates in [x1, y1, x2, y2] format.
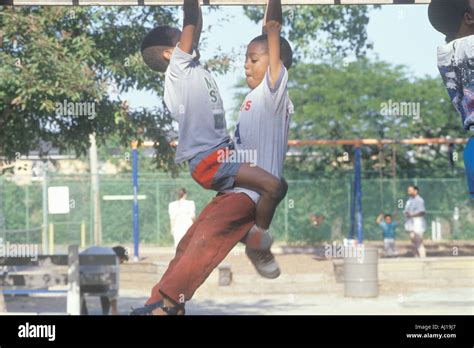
[2, 243, 473, 315]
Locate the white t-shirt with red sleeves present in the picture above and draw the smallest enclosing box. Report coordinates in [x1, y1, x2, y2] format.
[164, 45, 230, 164]
[225, 65, 294, 203]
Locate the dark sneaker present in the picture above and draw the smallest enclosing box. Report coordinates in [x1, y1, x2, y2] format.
[245, 247, 281, 279]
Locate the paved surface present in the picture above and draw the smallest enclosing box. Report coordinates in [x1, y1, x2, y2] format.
[3, 286, 473, 316]
[2, 248, 473, 315]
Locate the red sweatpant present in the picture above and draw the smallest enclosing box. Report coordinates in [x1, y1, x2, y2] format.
[146, 192, 256, 305]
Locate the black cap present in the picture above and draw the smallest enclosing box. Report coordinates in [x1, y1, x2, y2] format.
[428, 0, 470, 36]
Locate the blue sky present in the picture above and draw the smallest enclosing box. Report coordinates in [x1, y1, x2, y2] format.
[123, 5, 446, 119]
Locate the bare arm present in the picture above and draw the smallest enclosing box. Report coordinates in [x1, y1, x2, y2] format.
[376, 213, 383, 224]
[193, 3, 203, 49]
[179, 0, 200, 54]
[264, 0, 283, 89]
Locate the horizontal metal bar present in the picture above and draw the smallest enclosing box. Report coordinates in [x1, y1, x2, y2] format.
[1, 0, 431, 6]
[0, 254, 117, 266]
[103, 194, 147, 201]
[1, 289, 68, 294]
[288, 138, 468, 147]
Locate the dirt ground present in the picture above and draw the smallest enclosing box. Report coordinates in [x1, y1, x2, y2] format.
[2, 245, 473, 315]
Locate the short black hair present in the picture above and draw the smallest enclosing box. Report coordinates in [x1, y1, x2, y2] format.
[384, 214, 392, 219]
[112, 246, 129, 262]
[428, 0, 472, 42]
[141, 26, 181, 72]
[409, 185, 419, 192]
[249, 35, 293, 70]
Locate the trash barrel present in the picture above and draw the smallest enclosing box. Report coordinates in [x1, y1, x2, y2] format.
[343, 247, 378, 298]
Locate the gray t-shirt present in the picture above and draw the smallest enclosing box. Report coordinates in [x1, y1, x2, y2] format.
[404, 195, 427, 233]
[164, 45, 230, 163]
[225, 66, 294, 203]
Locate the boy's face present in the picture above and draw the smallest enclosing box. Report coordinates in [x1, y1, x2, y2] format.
[385, 216, 392, 224]
[163, 47, 176, 62]
[245, 41, 270, 90]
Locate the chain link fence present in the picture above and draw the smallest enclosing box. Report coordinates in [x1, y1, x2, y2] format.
[1, 173, 473, 249]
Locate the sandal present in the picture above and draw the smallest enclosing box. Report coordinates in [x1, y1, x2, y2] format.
[130, 300, 185, 315]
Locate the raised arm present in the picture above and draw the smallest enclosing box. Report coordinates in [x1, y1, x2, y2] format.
[264, 0, 283, 89]
[393, 210, 400, 224]
[376, 213, 383, 225]
[193, 2, 203, 49]
[179, 0, 202, 54]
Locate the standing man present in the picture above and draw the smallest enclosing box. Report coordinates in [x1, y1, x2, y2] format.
[168, 188, 196, 248]
[404, 185, 427, 258]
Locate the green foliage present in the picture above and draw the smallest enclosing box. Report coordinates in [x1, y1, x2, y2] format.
[0, 6, 181, 173]
[285, 59, 465, 178]
[243, 5, 379, 60]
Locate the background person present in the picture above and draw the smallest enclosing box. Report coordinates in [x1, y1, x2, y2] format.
[376, 212, 399, 257]
[168, 188, 196, 248]
[404, 185, 427, 258]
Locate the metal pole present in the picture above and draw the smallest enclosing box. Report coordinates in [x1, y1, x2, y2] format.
[48, 223, 54, 254]
[0, 177, 5, 244]
[349, 178, 355, 240]
[89, 133, 102, 246]
[25, 185, 30, 232]
[156, 181, 160, 245]
[391, 144, 397, 206]
[284, 194, 289, 242]
[81, 220, 86, 248]
[347, 178, 351, 239]
[42, 162, 48, 254]
[132, 140, 140, 261]
[355, 146, 363, 244]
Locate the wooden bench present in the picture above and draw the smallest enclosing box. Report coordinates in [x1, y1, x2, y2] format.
[0, 245, 119, 315]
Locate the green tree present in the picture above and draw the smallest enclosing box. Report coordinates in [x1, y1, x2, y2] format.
[243, 5, 379, 60]
[0, 6, 186, 174]
[285, 59, 463, 178]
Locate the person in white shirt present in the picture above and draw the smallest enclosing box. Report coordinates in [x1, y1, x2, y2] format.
[168, 188, 196, 248]
[404, 185, 427, 258]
